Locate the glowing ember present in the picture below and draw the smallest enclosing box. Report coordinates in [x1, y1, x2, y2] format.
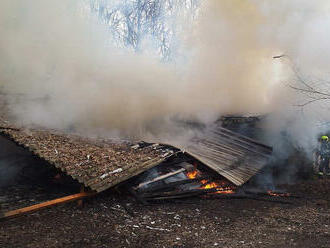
[200, 179, 208, 184]
[186, 170, 199, 179]
[203, 182, 218, 189]
[214, 188, 235, 194]
[200, 179, 235, 194]
[267, 190, 291, 197]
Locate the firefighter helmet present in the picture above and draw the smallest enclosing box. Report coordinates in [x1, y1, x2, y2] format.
[321, 135, 329, 141]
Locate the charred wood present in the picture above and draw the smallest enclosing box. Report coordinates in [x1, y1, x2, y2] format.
[128, 187, 148, 205]
[136, 176, 212, 193]
[141, 187, 224, 199]
[206, 194, 293, 204]
[134, 168, 186, 190]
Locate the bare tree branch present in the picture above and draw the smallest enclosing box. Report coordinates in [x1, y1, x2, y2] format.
[294, 98, 330, 107]
[89, 0, 200, 60]
[289, 85, 330, 98]
[274, 54, 330, 108]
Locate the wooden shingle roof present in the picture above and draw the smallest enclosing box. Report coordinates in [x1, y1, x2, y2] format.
[0, 120, 177, 192]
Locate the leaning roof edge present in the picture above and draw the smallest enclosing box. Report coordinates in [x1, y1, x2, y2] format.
[0, 120, 273, 190]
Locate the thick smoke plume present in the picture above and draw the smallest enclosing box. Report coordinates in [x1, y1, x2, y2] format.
[0, 0, 184, 138]
[1, 0, 330, 149]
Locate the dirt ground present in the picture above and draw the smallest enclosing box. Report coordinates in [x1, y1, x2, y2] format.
[1, 178, 330, 248]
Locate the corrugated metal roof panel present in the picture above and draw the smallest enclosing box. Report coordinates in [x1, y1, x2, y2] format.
[178, 125, 272, 186]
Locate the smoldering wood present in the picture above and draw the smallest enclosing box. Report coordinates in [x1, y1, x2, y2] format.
[140, 187, 227, 199]
[206, 194, 294, 205]
[243, 190, 290, 197]
[143, 187, 235, 201]
[136, 176, 212, 193]
[143, 191, 208, 201]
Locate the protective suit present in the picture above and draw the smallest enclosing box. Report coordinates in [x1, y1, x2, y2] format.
[318, 136, 330, 175]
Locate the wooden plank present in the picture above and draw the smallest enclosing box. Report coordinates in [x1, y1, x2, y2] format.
[134, 168, 186, 190]
[0, 191, 96, 221]
[141, 187, 225, 198]
[144, 191, 207, 201]
[137, 177, 211, 193]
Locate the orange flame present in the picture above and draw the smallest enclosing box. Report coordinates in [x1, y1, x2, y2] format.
[203, 182, 219, 189]
[186, 170, 199, 179]
[186, 170, 235, 194]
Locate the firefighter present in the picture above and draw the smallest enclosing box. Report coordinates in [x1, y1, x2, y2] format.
[318, 135, 330, 176]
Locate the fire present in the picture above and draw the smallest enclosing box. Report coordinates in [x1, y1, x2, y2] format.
[212, 187, 235, 194]
[204, 182, 218, 189]
[200, 179, 234, 194]
[186, 170, 235, 194]
[200, 179, 208, 184]
[186, 170, 199, 179]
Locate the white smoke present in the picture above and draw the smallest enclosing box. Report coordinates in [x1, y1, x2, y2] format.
[0, 0, 330, 152]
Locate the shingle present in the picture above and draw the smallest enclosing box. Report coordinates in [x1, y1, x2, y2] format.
[0, 118, 176, 192]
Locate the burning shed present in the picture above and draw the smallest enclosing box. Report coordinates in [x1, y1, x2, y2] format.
[0, 112, 272, 218]
[0, 117, 272, 189]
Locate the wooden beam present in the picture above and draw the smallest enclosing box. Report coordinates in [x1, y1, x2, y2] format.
[141, 187, 222, 198]
[134, 168, 186, 190]
[138, 176, 211, 193]
[0, 191, 96, 221]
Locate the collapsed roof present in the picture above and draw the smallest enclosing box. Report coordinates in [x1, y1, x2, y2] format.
[0, 109, 272, 192]
[176, 125, 272, 185]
